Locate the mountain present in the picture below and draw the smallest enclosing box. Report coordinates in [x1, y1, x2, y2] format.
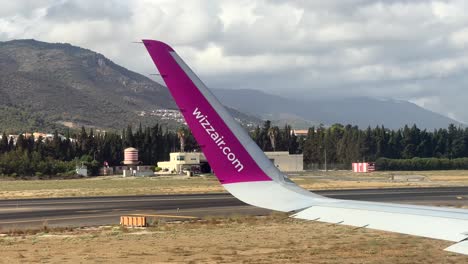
[212, 89, 464, 130]
[0, 39, 260, 132]
[1, 39, 458, 132]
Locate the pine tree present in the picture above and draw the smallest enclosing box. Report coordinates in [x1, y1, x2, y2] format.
[0, 132, 8, 153]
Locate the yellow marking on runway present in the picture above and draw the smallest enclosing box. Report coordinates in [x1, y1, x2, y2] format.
[171, 206, 259, 213]
[0, 206, 261, 225]
[0, 196, 234, 206]
[128, 214, 197, 219]
[0, 208, 34, 212]
[0, 213, 122, 225]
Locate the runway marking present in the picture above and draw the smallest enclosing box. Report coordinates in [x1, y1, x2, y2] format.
[0, 213, 123, 225]
[0, 196, 236, 207]
[0, 206, 262, 225]
[128, 214, 197, 219]
[1, 189, 466, 207]
[75, 210, 107, 213]
[171, 206, 264, 214]
[1, 188, 466, 207]
[0, 208, 34, 212]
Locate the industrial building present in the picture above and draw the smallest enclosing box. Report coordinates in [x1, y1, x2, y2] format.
[119, 147, 154, 176]
[157, 152, 210, 174]
[264, 151, 303, 172]
[98, 147, 154, 176]
[291, 129, 309, 137]
[100, 165, 154, 177]
[158, 151, 303, 174]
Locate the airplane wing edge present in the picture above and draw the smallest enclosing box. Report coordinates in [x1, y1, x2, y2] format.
[292, 200, 468, 255]
[142, 39, 468, 256]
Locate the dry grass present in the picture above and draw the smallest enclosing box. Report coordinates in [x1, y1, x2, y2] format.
[2, 170, 468, 199]
[0, 214, 466, 263]
[0, 175, 224, 199]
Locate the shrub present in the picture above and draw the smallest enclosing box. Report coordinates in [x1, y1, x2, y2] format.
[376, 157, 468, 171]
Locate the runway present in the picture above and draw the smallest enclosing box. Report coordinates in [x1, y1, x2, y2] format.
[2, 186, 468, 230]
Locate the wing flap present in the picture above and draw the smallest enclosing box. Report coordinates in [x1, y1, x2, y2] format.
[292, 200, 468, 255]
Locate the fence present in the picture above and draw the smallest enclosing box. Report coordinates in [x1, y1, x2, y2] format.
[304, 163, 350, 171]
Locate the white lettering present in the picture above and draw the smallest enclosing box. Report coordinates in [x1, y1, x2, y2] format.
[227, 153, 235, 161]
[223, 147, 231, 155]
[210, 132, 219, 141]
[193, 108, 204, 119]
[193, 107, 244, 172]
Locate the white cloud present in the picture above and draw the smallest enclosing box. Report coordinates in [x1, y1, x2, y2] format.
[451, 27, 468, 48]
[1, 0, 468, 123]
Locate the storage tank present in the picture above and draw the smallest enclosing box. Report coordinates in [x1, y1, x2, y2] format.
[123, 147, 139, 165]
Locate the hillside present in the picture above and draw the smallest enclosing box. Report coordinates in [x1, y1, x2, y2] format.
[213, 89, 464, 130]
[1, 39, 459, 133]
[0, 39, 260, 132]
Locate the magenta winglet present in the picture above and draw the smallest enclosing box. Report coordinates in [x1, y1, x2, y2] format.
[143, 40, 272, 184]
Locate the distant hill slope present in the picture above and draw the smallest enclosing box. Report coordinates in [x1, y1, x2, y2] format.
[0, 39, 260, 132]
[212, 89, 464, 129]
[1, 39, 458, 132]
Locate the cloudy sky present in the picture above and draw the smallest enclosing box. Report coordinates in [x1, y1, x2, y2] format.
[1, 0, 468, 123]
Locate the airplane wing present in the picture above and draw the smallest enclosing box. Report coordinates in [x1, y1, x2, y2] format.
[142, 39, 468, 255]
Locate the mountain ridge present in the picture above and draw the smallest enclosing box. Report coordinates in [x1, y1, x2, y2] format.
[212, 88, 463, 130]
[0, 39, 461, 132]
[0, 39, 260, 132]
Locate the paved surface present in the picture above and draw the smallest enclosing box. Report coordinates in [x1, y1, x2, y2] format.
[2, 187, 468, 230]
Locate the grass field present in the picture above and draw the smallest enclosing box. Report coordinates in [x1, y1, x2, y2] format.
[0, 214, 466, 263]
[2, 170, 468, 199]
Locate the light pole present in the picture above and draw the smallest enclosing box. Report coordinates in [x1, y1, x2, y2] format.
[324, 146, 327, 172]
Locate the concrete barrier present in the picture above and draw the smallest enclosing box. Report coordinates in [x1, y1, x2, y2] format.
[120, 216, 147, 227]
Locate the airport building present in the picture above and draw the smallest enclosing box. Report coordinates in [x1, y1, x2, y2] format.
[98, 147, 154, 177]
[291, 129, 309, 137]
[157, 152, 211, 174]
[158, 151, 303, 174]
[265, 151, 303, 172]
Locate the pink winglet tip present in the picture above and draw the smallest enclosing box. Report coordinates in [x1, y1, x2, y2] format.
[142, 39, 174, 52]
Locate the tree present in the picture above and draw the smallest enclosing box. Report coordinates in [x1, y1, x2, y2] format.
[0, 132, 8, 153]
[289, 131, 299, 154]
[124, 125, 135, 148]
[267, 127, 279, 151]
[177, 127, 186, 152]
[260, 120, 272, 151]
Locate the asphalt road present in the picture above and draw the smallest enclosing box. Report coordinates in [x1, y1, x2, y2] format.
[2, 186, 468, 230]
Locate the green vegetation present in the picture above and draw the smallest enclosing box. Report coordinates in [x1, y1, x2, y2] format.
[3, 120, 468, 177]
[301, 123, 468, 170]
[250, 121, 300, 153]
[0, 150, 76, 177]
[0, 105, 60, 133]
[376, 157, 468, 171]
[0, 124, 198, 177]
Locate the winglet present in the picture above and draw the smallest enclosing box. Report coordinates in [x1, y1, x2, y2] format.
[143, 39, 321, 212]
[142, 39, 271, 184]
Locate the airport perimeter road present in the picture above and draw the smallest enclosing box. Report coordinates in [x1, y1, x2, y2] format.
[2, 186, 468, 230]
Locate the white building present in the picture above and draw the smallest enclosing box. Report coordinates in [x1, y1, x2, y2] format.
[157, 152, 209, 174]
[264, 151, 303, 172]
[157, 151, 303, 174]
